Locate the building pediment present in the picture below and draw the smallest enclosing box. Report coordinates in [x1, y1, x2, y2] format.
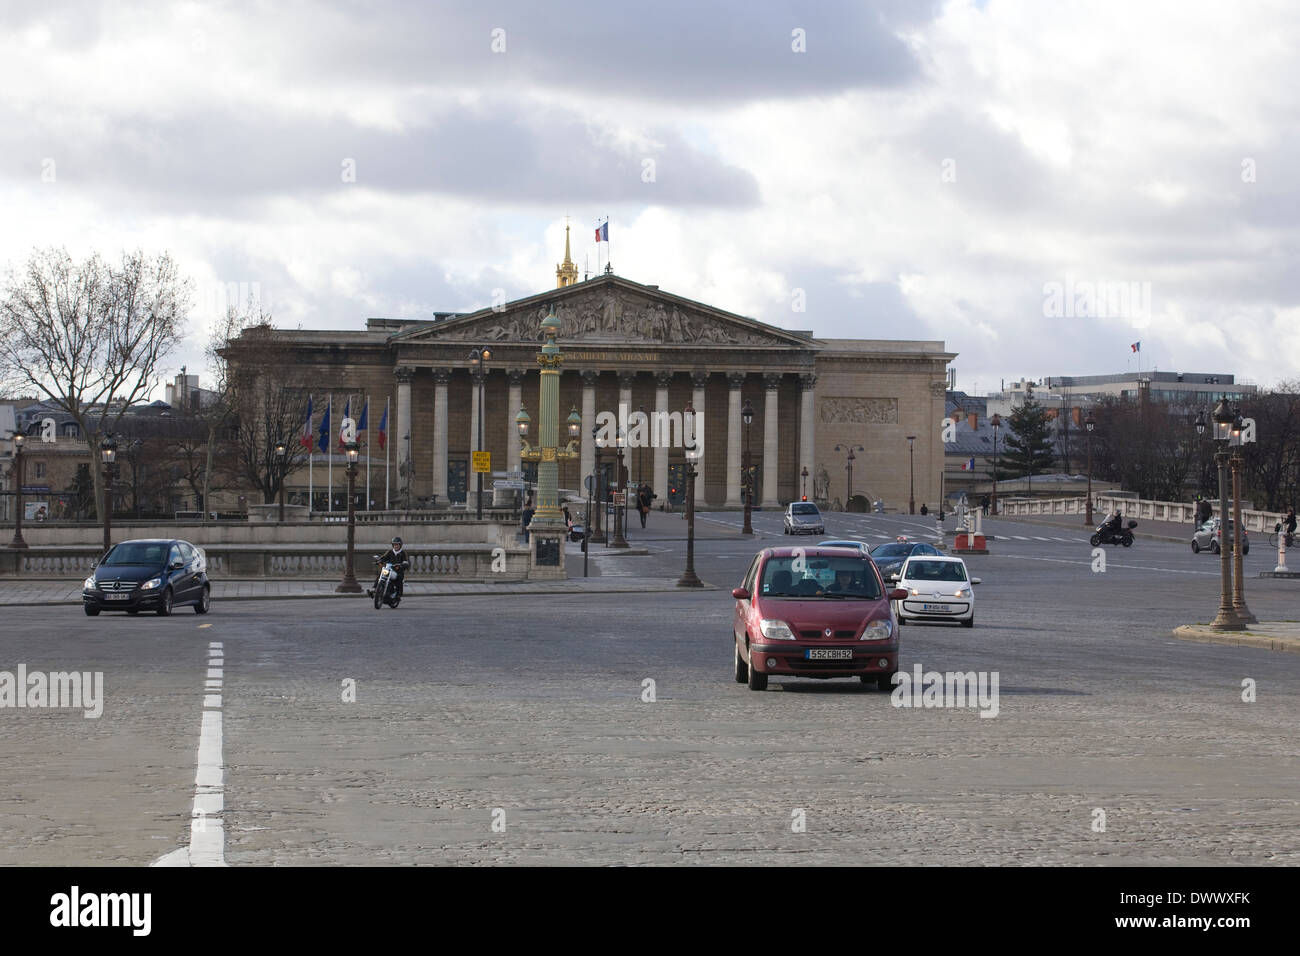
[391, 276, 815, 350]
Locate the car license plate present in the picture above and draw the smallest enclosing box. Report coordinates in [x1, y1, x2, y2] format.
[106, 593, 130, 601]
[921, 603, 951, 612]
[806, 648, 852, 660]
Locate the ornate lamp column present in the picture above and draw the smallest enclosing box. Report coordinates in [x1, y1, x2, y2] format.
[611, 428, 629, 548]
[9, 432, 27, 549]
[275, 441, 287, 522]
[1207, 399, 1243, 629]
[100, 435, 117, 555]
[907, 435, 917, 514]
[742, 398, 754, 534]
[1230, 412, 1257, 624]
[589, 424, 605, 543]
[834, 444, 864, 508]
[517, 308, 572, 579]
[800, 466, 809, 502]
[990, 413, 1001, 515]
[1084, 412, 1096, 525]
[337, 442, 362, 592]
[677, 402, 703, 588]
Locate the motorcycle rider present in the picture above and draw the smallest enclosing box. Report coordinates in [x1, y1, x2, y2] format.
[1104, 509, 1124, 540]
[371, 536, 409, 602]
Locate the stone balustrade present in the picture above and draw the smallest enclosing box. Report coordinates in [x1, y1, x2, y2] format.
[998, 494, 1284, 532]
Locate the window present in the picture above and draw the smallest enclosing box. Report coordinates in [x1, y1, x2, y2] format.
[760, 555, 882, 600]
[34, 462, 46, 479]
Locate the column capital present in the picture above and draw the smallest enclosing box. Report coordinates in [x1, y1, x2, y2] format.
[726, 371, 747, 390]
[691, 370, 710, 389]
[799, 372, 817, 389]
[506, 367, 526, 386]
[617, 370, 637, 389]
[580, 369, 601, 388]
[763, 372, 783, 389]
[655, 370, 674, 389]
[394, 366, 415, 385]
[432, 367, 451, 386]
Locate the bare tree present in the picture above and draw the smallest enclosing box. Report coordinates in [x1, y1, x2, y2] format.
[0, 247, 191, 518]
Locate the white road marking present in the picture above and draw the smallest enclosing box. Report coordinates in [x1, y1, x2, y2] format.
[152, 644, 227, 867]
[990, 553, 1219, 575]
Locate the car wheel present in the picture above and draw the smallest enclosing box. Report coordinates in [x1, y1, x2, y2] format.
[1089, 534, 1101, 547]
[1244, 543, 1250, 555]
[84, 605, 99, 616]
[733, 641, 748, 683]
[1211, 540, 1220, 554]
[195, 586, 210, 614]
[746, 647, 768, 691]
[961, 614, 974, 628]
[156, 587, 173, 616]
[1191, 540, 1200, 553]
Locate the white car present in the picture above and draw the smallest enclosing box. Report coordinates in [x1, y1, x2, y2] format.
[893, 554, 980, 627]
[784, 501, 825, 535]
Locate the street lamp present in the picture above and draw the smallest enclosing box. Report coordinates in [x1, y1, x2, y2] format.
[611, 427, 629, 548]
[801, 465, 809, 501]
[834, 444, 864, 508]
[590, 424, 605, 544]
[1207, 398, 1242, 629]
[565, 405, 581, 492]
[678, 403, 703, 588]
[1084, 412, 1096, 525]
[337, 441, 362, 593]
[100, 434, 117, 555]
[9, 432, 27, 549]
[468, 346, 492, 519]
[989, 413, 1001, 515]
[1230, 410, 1257, 624]
[638, 404, 646, 493]
[907, 435, 917, 514]
[275, 441, 287, 522]
[742, 398, 754, 535]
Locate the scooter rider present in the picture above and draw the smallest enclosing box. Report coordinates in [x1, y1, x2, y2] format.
[374, 536, 409, 600]
[1104, 509, 1123, 539]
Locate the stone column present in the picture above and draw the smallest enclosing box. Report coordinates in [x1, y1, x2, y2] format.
[581, 369, 598, 490]
[799, 373, 816, 502]
[691, 371, 708, 501]
[507, 368, 524, 473]
[654, 370, 672, 503]
[469, 369, 484, 512]
[432, 368, 450, 505]
[395, 366, 413, 509]
[726, 372, 745, 507]
[617, 370, 635, 492]
[762, 373, 781, 507]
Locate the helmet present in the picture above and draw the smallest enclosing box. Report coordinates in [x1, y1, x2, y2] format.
[391, 536, 403, 547]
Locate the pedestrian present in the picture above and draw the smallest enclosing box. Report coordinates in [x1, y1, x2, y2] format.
[637, 483, 652, 529]
[981, 495, 990, 517]
[563, 505, 573, 538]
[1286, 507, 1297, 545]
[919, 503, 928, 516]
[521, 494, 535, 543]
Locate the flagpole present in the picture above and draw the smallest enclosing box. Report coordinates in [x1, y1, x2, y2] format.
[328, 393, 334, 513]
[385, 395, 391, 510]
[365, 394, 371, 512]
[308, 394, 313, 513]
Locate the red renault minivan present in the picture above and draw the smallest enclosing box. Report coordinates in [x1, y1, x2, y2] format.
[732, 546, 904, 691]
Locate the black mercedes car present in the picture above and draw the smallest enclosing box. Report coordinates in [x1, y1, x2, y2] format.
[83, 539, 211, 616]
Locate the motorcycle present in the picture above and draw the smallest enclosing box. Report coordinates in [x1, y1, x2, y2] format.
[1091, 519, 1137, 548]
[368, 556, 406, 609]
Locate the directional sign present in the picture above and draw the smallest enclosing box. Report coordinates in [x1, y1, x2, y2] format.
[505, 470, 524, 480]
[584, 475, 595, 493]
[494, 479, 525, 490]
[471, 451, 491, 473]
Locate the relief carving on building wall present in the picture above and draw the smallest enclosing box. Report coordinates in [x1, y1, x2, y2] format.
[818, 397, 899, 425]
[438, 290, 778, 346]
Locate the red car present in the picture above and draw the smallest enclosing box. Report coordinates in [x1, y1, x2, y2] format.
[731, 546, 906, 691]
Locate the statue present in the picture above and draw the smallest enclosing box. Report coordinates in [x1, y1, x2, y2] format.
[814, 465, 830, 501]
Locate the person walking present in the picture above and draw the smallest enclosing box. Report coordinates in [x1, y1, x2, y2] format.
[981, 494, 990, 517]
[637, 483, 652, 529]
[521, 494, 535, 543]
[1285, 507, 1297, 546]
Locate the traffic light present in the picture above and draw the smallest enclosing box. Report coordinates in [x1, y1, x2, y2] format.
[801, 495, 807, 501]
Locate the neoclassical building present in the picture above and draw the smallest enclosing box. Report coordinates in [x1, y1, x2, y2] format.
[251, 237, 955, 512]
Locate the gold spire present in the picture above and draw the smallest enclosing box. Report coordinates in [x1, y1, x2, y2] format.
[556, 219, 578, 288]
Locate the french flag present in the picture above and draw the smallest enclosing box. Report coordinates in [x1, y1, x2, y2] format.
[1131, 341, 1140, 353]
[595, 220, 609, 242]
[377, 404, 388, 451]
[299, 395, 314, 449]
[961, 457, 975, 471]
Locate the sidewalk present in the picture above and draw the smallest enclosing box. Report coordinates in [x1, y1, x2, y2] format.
[1171, 621, 1300, 654]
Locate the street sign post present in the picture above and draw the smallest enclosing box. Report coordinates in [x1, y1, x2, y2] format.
[472, 451, 491, 473]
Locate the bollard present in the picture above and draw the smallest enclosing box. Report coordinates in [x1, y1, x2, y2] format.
[1275, 533, 1289, 574]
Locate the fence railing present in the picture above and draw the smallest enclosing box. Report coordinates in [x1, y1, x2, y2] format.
[998, 494, 1284, 533]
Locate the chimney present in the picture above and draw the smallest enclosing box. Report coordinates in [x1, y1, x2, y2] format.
[967, 412, 978, 431]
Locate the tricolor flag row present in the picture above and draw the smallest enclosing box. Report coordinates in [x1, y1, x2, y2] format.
[300, 395, 388, 454]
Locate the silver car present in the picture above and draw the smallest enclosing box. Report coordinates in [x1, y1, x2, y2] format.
[784, 501, 825, 535]
[1192, 517, 1249, 555]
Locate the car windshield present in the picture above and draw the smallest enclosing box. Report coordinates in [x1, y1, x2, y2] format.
[101, 542, 167, 567]
[791, 503, 820, 515]
[760, 555, 882, 600]
[904, 560, 968, 582]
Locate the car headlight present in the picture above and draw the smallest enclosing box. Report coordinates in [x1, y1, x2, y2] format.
[861, 618, 893, 641]
[909, 588, 920, 596]
[140, 577, 162, 591]
[83, 576, 96, 590]
[759, 619, 797, 641]
[955, 588, 971, 598]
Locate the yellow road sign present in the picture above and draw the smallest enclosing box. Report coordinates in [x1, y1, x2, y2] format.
[472, 451, 491, 473]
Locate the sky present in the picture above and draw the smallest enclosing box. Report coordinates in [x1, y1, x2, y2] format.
[2, 0, 1298, 396]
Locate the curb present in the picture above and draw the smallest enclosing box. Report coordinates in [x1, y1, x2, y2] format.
[1170, 624, 1300, 654]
